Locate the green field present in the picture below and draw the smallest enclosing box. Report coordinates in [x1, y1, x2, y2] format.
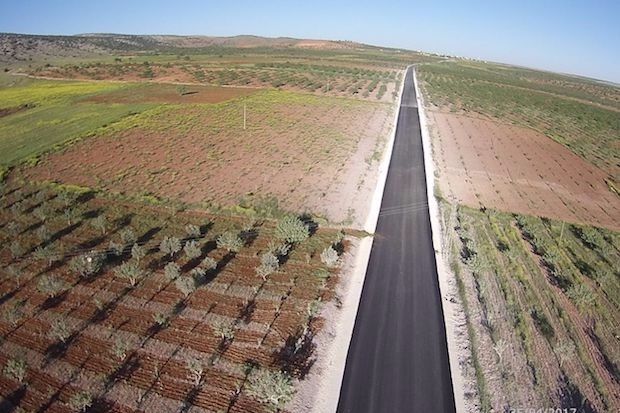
[444, 203, 619, 411]
[0, 79, 155, 168]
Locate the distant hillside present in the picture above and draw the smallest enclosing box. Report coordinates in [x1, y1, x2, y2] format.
[0, 32, 368, 64]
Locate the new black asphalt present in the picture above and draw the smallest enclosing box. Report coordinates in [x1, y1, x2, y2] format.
[336, 67, 456, 413]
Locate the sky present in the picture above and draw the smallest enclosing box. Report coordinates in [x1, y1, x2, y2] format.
[1, 0, 619, 83]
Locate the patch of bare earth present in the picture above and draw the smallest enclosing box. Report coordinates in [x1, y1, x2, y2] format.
[428, 110, 620, 231]
[24, 96, 393, 228]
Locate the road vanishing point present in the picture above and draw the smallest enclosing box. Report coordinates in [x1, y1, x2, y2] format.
[336, 67, 457, 413]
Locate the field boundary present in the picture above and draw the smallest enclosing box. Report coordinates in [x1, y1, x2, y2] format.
[414, 68, 468, 413]
[311, 67, 407, 413]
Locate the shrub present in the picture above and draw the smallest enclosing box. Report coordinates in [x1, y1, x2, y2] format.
[200, 256, 217, 271]
[37, 274, 68, 298]
[120, 228, 137, 247]
[9, 241, 24, 259]
[90, 214, 107, 235]
[69, 253, 104, 278]
[152, 312, 169, 326]
[131, 243, 145, 263]
[275, 215, 309, 244]
[112, 338, 129, 360]
[3, 358, 27, 383]
[246, 368, 295, 410]
[212, 319, 235, 341]
[164, 262, 181, 281]
[114, 261, 143, 287]
[33, 244, 58, 266]
[320, 246, 339, 267]
[36, 225, 51, 242]
[185, 224, 201, 238]
[175, 275, 196, 297]
[69, 390, 93, 412]
[184, 240, 201, 259]
[256, 252, 279, 280]
[108, 240, 124, 257]
[49, 317, 71, 342]
[216, 231, 243, 253]
[186, 358, 203, 385]
[2, 300, 25, 326]
[160, 236, 182, 258]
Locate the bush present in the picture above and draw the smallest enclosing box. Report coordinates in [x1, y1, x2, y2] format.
[247, 368, 295, 410]
[69, 390, 93, 412]
[3, 358, 27, 383]
[212, 319, 235, 341]
[185, 224, 201, 238]
[160, 236, 182, 258]
[37, 274, 68, 298]
[183, 240, 201, 259]
[186, 358, 203, 385]
[69, 253, 104, 278]
[49, 317, 71, 342]
[320, 246, 339, 267]
[164, 262, 181, 281]
[216, 231, 244, 252]
[256, 252, 279, 280]
[131, 243, 145, 263]
[201, 256, 217, 271]
[114, 261, 143, 286]
[175, 275, 196, 297]
[275, 216, 309, 243]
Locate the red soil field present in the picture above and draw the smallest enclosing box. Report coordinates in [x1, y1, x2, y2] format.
[428, 110, 620, 231]
[25, 93, 392, 227]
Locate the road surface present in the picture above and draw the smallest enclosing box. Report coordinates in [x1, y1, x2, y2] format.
[336, 67, 456, 413]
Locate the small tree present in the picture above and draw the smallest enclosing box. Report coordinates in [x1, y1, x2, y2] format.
[160, 236, 181, 258]
[256, 252, 279, 280]
[183, 240, 201, 260]
[33, 244, 58, 267]
[164, 262, 181, 281]
[33, 205, 48, 222]
[120, 228, 136, 247]
[275, 215, 309, 244]
[185, 223, 201, 238]
[49, 317, 71, 343]
[108, 240, 124, 257]
[63, 206, 82, 226]
[320, 245, 339, 267]
[152, 312, 169, 326]
[69, 253, 103, 278]
[3, 358, 27, 383]
[90, 214, 108, 235]
[216, 231, 243, 253]
[36, 225, 51, 242]
[3, 300, 25, 326]
[131, 243, 145, 263]
[9, 241, 24, 260]
[200, 256, 217, 271]
[175, 275, 196, 298]
[246, 369, 295, 411]
[112, 337, 130, 360]
[212, 319, 235, 342]
[186, 358, 203, 386]
[69, 390, 93, 412]
[37, 274, 68, 298]
[114, 261, 143, 287]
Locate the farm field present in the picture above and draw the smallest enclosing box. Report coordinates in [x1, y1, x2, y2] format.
[441, 204, 620, 412]
[0, 180, 348, 412]
[418, 60, 620, 412]
[0, 33, 423, 412]
[19, 86, 393, 227]
[427, 111, 620, 231]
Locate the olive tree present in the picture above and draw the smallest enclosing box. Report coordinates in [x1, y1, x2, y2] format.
[275, 216, 309, 244]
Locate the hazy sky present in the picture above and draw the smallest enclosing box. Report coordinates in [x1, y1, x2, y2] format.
[1, 0, 619, 83]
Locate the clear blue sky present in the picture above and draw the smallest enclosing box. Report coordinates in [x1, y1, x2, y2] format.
[1, 0, 619, 83]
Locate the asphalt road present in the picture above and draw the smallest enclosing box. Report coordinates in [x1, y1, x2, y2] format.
[336, 67, 456, 413]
